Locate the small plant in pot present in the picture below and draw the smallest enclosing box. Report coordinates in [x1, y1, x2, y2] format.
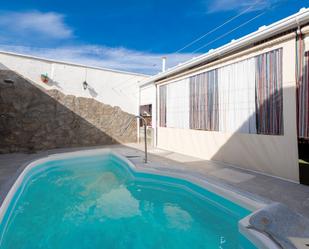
[40, 73, 49, 84]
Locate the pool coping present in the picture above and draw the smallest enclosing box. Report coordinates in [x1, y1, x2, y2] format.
[0, 148, 279, 249]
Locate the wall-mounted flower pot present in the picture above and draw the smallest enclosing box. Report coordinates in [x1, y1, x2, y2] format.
[41, 74, 49, 83]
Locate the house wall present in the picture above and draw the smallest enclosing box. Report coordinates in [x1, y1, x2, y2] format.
[0, 52, 146, 114]
[156, 36, 299, 182]
[139, 84, 156, 146]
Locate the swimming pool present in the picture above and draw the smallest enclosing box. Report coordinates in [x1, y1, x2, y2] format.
[0, 151, 258, 249]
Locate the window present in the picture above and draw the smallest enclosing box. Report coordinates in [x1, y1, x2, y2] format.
[159, 48, 284, 136]
[159, 85, 167, 127]
[140, 104, 152, 127]
[297, 46, 309, 139]
[218, 58, 256, 133]
[166, 79, 190, 129]
[189, 70, 219, 131]
[255, 49, 283, 135]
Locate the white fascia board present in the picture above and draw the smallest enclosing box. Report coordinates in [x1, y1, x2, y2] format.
[142, 8, 309, 84]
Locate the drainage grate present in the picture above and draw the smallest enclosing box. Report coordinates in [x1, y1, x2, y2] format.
[125, 155, 141, 158]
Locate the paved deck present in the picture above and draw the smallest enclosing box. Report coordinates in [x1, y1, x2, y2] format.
[0, 144, 309, 219]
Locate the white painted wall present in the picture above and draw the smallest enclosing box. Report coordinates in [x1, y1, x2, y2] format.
[0, 52, 148, 114]
[139, 83, 157, 145]
[156, 37, 300, 182]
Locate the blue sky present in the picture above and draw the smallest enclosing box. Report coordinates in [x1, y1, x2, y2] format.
[0, 0, 307, 74]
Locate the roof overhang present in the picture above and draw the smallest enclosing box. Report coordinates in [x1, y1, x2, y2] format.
[140, 7, 309, 87]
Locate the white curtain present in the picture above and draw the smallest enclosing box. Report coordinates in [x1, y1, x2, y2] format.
[166, 78, 190, 129]
[218, 58, 256, 133]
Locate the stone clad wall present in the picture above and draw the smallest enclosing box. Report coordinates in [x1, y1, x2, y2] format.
[0, 69, 137, 153]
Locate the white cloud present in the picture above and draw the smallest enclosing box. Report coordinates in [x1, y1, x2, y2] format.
[0, 11, 73, 40]
[0, 10, 197, 75]
[207, 0, 275, 13]
[0, 44, 199, 75]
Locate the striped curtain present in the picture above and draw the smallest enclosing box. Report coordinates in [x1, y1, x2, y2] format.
[166, 79, 190, 129]
[296, 32, 309, 139]
[255, 48, 283, 135]
[218, 58, 256, 133]
[189, 70, 219, 131]
[159, 85, 167, 127]
[297, 50, 309, 139]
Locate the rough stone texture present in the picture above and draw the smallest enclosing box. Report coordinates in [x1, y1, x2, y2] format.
[0, 69, 137, 153]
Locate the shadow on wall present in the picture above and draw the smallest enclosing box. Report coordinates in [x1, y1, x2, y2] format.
[0, 66, 137, 154]
[45, 77, 63, 90]
[209, 85, 298, 181]
[45, 75, 98, 97]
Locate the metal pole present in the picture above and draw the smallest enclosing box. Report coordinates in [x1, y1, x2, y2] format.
[143, 119, 147, 163]
[137, 116, 147, 163]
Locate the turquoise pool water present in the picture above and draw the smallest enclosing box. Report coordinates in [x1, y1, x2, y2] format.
[0, 153, 257, 249]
